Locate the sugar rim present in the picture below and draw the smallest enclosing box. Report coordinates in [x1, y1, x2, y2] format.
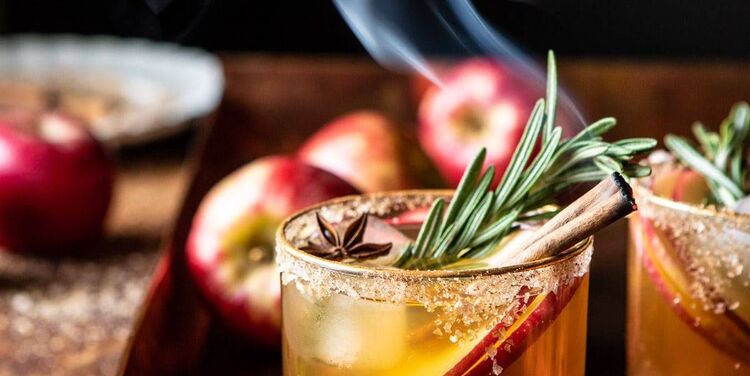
[635, 179, 750, 224]
[275, 189, 593, 280]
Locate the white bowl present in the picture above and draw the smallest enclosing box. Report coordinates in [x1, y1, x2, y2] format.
[0, 34, 224, 146]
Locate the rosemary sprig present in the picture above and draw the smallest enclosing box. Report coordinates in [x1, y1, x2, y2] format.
[396, 51, 656, 270]
[664, 102, 749, 207]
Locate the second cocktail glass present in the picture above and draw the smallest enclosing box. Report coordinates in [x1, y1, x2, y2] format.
[628, 181, 750, 374]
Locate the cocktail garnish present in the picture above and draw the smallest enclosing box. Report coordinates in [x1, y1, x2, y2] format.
[302, 212, 392, 261]
[395, 51, 656, 270]
[664, 102, 749, 207]
[493, 172, 637, 266]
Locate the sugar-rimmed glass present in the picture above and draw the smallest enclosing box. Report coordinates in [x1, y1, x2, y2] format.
[276, 190, 592, 375]
[628, 180, 750, 375]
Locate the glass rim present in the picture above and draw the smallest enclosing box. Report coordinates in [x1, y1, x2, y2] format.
[275, 189, 593, 280]
[634, 179, 750, 224]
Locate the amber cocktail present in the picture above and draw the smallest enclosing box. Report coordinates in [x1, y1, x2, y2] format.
[628, 183, 750, 375]
[276, 191, 592, 375]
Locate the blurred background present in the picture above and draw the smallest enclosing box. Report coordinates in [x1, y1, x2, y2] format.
[0, 1, 748, 375]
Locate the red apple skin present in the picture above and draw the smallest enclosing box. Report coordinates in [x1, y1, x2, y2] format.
[298, 111, 420, 193]
[672, 169, 710, 204]
[651, 167, 683, 198]
[186, 155, 358, 346]
[418, 59, 537, 187]
[0, 111, 113, 254]
[385, 207, 431, 226]
[445, 278, 583, 375]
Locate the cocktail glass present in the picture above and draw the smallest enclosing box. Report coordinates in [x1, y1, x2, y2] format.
[628, 180, 750, 374]
[276, 190, 592, 375]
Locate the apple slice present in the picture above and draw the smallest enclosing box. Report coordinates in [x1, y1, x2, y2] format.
[651, 166, 710, 204]
[445, 277, 583, 375]
[634, 215, 750, 360]
[672, 170, 710, 204]
[651, 168, 682, 198]
[358, 215, 416, 267]
[386, 206, 431, 227]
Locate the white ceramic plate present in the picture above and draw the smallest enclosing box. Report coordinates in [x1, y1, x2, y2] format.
[0, 34, 224, 146]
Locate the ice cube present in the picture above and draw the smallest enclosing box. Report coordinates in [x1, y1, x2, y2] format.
[359, 216, 414, 267]
[313, 293, 407, 370]
[648, 149, 674, 165]
[733, 195, 750, 214]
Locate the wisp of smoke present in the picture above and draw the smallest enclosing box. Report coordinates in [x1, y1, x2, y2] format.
[333, 0, 585, 128]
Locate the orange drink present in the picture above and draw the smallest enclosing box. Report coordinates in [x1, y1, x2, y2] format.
[277, 191, 592, 375]
[628, 182, 750, 375]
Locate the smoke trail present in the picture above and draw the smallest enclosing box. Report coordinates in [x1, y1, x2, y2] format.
[334, 0, 585, 127]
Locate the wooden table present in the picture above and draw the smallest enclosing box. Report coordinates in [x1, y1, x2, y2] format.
[4, 55, 749, 375]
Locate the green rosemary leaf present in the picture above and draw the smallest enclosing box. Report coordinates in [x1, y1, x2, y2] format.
[466, 208, 522, 249]
[430, 222, 458, 259]
[452, 191, 494, 252]
[558, 117, 617, 155]
[604, 144, 634, 158]
[692, 122, 719, 158]
[413, 198, 445, 258]
[506, 127, 562, 208]
[442, 149, 486, 231]
[623, 163, 653, 178]
[594, 155, 623, 173]
[550, 142, 610, 176]
[732, 103, 750, 140]
[551, 165, 610, 185]
[442, 167, 496, 255]
[612, 138, 658, 153]
[452, 167, 495, 229]
[707, 178, 736, 206]
[730, 150, 744, 187]
[463, 210, 520, 258]
[494, 100, 545, 210]
[715, 117, 735, 170]
[544, 51, 557, 143]
[394, 243, 415, 268]
[665, 134, 744, 203]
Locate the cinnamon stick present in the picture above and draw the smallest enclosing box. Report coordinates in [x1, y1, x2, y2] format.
[495, 172, 636, 267]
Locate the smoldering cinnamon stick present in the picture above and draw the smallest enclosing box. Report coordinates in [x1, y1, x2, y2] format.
[496, 172, 637, 267]
[518, 174, 621, 248]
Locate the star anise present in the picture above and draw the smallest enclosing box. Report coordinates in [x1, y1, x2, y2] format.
[302, 212, 392, 261]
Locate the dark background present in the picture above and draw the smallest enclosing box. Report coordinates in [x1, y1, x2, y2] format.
[3, 0, 750, 58]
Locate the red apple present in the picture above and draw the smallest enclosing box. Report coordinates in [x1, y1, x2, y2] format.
[418, 59, 538, 187]
[298, 111, 423, 192]
[0, 110, 113, 254]
[186, 155, 358, 346]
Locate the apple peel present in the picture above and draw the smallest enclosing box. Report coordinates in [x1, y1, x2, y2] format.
[445, 277, 583, 375]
